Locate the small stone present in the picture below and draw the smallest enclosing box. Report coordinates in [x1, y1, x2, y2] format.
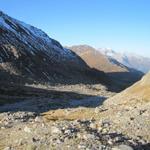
[94, 107, 99, 113]
[42, 123, 45, 127]
[112, 145, 133, 150]
[34, 116, 42, 122]
[102, 128, 108, 133]
[26, 144, 36, 150]
[86, 134, 95, 139]
[77, 133, 82, 138]
[102, 121, 111, 127]
[18, 139, 23, 146]
[89, 123, 97, 129]
[107, 139, 113, 145]
[56, 139, 61, 144]
[4, 122, 9, 125]
[98, 126, 102, 132]
[83, 133, 95, 140]
[24, 126, 31, 133]
[114, 136, 124, 142]
[64, 129, 71, 134]
[78, 144, 86, 149]
[32, 124, 37, 128]
[51, 126, 62, 134]
[3, 147, 11, 150]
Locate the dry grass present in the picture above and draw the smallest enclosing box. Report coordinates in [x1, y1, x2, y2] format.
[128, 84, 150, 101]
[42, 108, 97, 121]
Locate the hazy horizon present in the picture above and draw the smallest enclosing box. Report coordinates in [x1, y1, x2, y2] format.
[1, 0, 150, 57]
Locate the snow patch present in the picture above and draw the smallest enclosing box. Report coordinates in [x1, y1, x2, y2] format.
[0, 11, 78, 60]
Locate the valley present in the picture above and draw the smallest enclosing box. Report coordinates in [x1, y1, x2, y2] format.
[0, 81, 150, 150]
[0, 10, 150, 150]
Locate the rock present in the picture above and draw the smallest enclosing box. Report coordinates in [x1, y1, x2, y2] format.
[34, 116, 43, 122]
[4, 122, 9, 125]
[51, 126, 62, 134]
[114, 136, 124, 142]
[97, 126, 102, 132]
[64, 129, 71, 135]
[24, 126, 31, 133]
[77, 133, 82, 138]
[26, 144, 36, 150]
[42, 123, 45, 127]
[107, 139, 113, 145]
[1, 126, 5, 129]
[3, 147, 11, 150]
[102, 128, 108, 133]
[56, 139, 62, 144]
[102, 120, 111, 127]
[94, 107, 99, 113]
[78, 144, 86, 149]
[83, 134, 95, 140]
[89, 123, 97, 129]
[18, 139, 23, 146]
[112, 145, 133, 150]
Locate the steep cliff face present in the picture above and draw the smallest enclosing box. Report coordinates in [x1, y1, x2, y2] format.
[0, 11, 106, 85]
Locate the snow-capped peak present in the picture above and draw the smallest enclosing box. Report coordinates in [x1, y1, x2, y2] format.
[99, 48, 150, 73]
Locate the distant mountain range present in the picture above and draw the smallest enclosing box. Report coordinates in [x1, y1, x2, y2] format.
[68, 45, 131, 73]
[67, 45, 143, 90]
[100, 48, 150, 73]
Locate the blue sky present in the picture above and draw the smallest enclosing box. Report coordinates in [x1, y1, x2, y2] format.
[1, 0, 150, 57]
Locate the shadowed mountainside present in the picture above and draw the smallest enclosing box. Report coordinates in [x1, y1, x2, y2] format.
[0, 11, 108, 86]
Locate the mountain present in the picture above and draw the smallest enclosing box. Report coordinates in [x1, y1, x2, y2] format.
[0, 11, 107, 85]
[67, 45, 128, 73]
[104, 71, 150, 106]
[102, 72, 150, 141]
[100, 48, 150, 73]
[68, 45, 143, 89]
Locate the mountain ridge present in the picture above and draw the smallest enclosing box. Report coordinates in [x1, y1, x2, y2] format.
[0, 11, 107, 86]
[67, 45, 143, 89]
[100, 48, 150, 73]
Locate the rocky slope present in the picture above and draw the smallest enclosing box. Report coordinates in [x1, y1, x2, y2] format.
[101, 48, 150, 73]
[100, 72, 150, 143]
[0, 76, 150, 149]
[68, 45, 143, 89]
[0, 11, 106, 86]
[104, 71, 150, 105]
